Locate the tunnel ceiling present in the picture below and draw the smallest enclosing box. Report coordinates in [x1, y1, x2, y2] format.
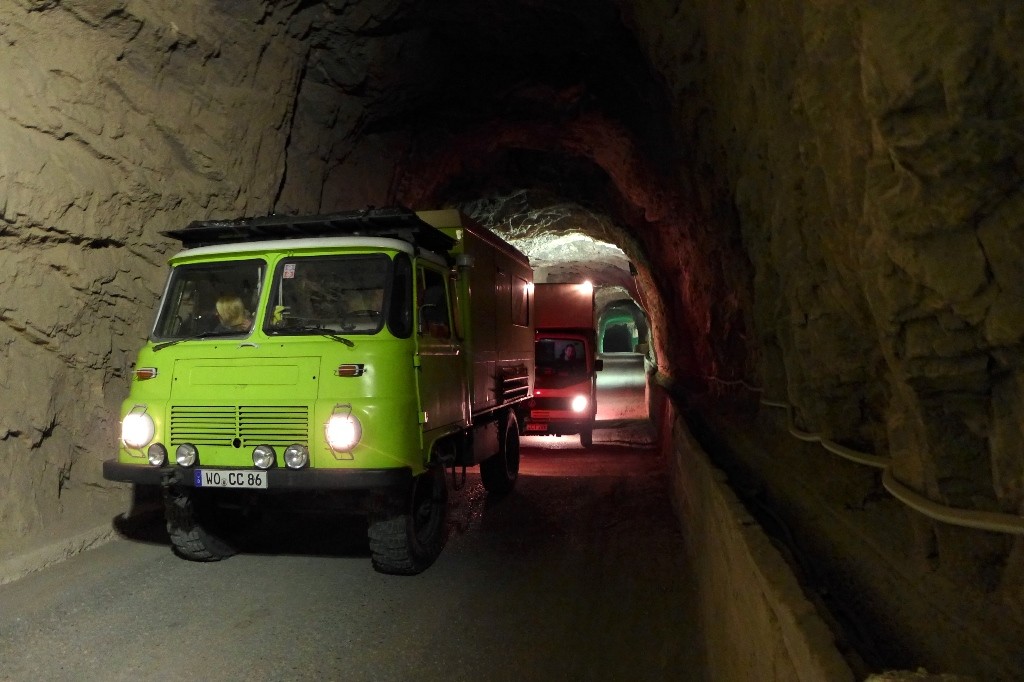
[300, 0, 676, 163]
[289, 0, 676, 309]
[463, 190, 635, 289]
[289, 0, 676, 282]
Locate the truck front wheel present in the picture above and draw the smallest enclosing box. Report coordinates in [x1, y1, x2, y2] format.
[164, 486, 240, 561]
[480, 411, 520, 494]
[368, 465, 448, 575]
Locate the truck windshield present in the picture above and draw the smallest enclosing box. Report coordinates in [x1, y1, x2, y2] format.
[264, 254, 392, 336]
[152, 259, 264, 340]
[536, 338, 587, 377]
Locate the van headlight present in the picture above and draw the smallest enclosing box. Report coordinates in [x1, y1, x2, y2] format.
[326, 413, 361, 452]
[122, 412, 156, 449]
[571, 395, 589, 413]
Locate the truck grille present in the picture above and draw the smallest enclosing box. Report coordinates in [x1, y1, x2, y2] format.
[170, 405, 309, 447]
[531, 397, 570, 411]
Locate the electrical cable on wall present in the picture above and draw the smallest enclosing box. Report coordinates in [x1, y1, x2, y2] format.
[699, 376, 1024, 535]
[760, 399, 1024, 535]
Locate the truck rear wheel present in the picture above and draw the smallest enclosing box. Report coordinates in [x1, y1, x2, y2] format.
[480, 411, 520, 494]
[368, 465, 447, 575]
[164, 486, 239, 561]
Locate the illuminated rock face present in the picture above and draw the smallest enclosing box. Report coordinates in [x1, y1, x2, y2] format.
[1, 0, 1023, 638]
[663, 2, 1024, 537]
[0, 2, 306, 548]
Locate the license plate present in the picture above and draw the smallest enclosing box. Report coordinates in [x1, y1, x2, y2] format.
[194, 469, 267, 489]
[525, 422, 548, 432]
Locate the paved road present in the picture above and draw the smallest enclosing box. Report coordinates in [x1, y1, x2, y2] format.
[595, 352, 650, 422]
[0, 426, 700, 682]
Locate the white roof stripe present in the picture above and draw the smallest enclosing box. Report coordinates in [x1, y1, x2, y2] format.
[170, 236, 416, 261]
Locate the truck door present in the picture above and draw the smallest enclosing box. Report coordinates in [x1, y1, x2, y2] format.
[415, 265, 467, 431]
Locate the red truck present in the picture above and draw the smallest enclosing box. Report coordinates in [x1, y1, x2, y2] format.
[525, 282, 603, 447]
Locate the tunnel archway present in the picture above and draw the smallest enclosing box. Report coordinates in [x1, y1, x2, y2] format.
[385, 119, 725, 388]
[598, 296, 649, 354]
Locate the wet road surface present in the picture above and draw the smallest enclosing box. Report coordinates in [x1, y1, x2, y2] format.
[0, 424, 700, 682]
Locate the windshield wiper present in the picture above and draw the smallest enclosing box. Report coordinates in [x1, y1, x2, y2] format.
[268, 325, 355, 347]
[153, 330, 240, 352]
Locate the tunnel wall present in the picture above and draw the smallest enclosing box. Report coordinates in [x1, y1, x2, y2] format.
[623, 0, 1024, 601]
[0, 2, 304, 559]
[655, 388, 854, 682]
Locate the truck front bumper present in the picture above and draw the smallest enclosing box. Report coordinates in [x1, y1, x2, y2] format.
[524, 415, 594, 436]
[102, 459, 413, 491]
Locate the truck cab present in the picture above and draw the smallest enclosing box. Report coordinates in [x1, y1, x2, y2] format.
[104, 208, 533, 574]
[526, 282, 603, 448]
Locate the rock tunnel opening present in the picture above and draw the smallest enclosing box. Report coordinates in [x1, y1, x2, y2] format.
[0, 1, 1022, 679]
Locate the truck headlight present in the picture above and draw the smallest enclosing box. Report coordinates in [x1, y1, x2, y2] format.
[122, 413, 156, 449]
[571, 395, 589, 413]
[326, 414, 361, 452]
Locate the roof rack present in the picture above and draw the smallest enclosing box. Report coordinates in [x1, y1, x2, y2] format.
[162, 207, 457, 253]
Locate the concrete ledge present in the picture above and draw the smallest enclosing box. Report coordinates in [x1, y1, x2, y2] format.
[0, 492, 163, 588]
[662, 397, 854, 681]
[0, 523, 120, 587]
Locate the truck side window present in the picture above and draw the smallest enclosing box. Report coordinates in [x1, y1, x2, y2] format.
[418, 267, 450, 338]
[388, 253, 413, 338]
[448, 270, 464, 339]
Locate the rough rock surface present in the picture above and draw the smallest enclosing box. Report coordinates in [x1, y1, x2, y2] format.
[0, 0, 304, 557]
[627, 0, 1024, 590]
[0, 0, 1022, 677]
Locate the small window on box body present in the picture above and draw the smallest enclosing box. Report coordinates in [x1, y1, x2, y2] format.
[512, 275, 530, 327]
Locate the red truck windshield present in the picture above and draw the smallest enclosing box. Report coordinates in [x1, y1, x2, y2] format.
[536, 337, 587, 377]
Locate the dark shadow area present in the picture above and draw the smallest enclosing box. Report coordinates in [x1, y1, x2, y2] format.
[682, 402, 891, 680]
[241, 510, 372, 558]
[109, 420, 663, 568]
[111, 484, 375, 560]
[113, 506, 375, 560]
[111, 484, 167, 546]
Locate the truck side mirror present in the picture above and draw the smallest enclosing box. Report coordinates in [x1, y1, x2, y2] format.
[594, 359, 604, 371]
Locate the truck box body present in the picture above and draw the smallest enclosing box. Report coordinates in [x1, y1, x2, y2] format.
[103, 207, 533, 573]
[535, 283, 595, 330]
[418, 209, 534, 417]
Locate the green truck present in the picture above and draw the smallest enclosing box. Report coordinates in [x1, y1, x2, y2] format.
[103, 208, 535, 574]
